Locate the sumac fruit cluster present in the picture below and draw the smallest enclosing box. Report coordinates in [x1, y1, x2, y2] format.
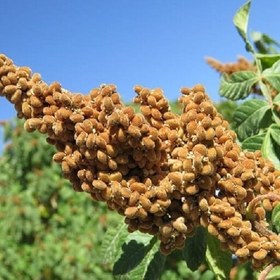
[1, 54, 280, 268]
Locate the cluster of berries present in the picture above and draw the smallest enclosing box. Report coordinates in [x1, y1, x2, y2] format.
[1, 54, 280, 268]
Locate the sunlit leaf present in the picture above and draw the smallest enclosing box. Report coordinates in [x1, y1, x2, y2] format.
[263, 60, 280, 91]
[241, 133, 266, 151]
[100, 222, 129, 266]
[233, 99, 271, 141]
[233, 0, 254, 53]
[220, 71, 258, 100]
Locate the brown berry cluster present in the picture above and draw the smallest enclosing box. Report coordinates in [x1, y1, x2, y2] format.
[1, 53, 280, 268]
[206, 56, 255, 75]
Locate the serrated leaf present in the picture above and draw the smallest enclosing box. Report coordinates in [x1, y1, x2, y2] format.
[272, 204, 280, 233]
[241, 133, 266, 151]
[262, 127, 280, 169]
[220, 71, 258, 100]
[205, 233, 232, 280]
[113, 232, 155, 275]
[183, 227, 206, 271]
[233, 99, 271, 141]
[233, 0, 254, 53]
[100, 222, 129, 266]
[263, 60, 280, 91]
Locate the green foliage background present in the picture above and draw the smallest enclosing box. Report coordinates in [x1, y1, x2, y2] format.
[0, 119, 120, 279]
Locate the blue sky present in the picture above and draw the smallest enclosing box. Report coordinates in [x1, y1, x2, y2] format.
[0, 1, 279, 124]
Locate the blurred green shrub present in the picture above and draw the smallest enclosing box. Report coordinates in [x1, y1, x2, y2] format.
[0, 119, 121, 280]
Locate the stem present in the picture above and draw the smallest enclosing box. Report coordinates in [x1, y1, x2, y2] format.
[246, 193, 280, 221]
[255, 56, 263, 73]
[253, 221, 275, 237]
[259, 80, 273, 107]
[258, 263, 276, 280]
[255, 57, 276, 110]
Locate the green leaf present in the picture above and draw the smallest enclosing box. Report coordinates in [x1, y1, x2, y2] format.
[233, 262, 255, 280]
[256, 54, 280, 70]
[113, 232, 155, 275]
[274, 93, 280, 108]
[113, 238, 166, 280]
[241, 133, 266, 151]
[270, 124, 280, 146]
[100, 222, 129, 266]
[261, 126, 280, 170]
[233, 0, 254, 53]
[252, 32, 280, 55]
[233, 99, 271, 141]
[205, 233, 232, 280]
[183, 227, 207, 271]
[200, 270, 215, 280]
[219, 71, 258, 100]
[272, 204, 280, 233]
[267, 266, 280, 280]
[263, 60, 280, 91]
[130, 244, 166, 280]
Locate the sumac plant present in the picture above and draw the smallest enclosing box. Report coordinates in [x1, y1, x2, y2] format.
[1, 1, 280, 279]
